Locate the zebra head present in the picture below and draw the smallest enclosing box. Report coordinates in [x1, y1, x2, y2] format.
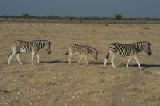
[44, 41, 51, 54]
[88, 47, 98, 60]
[135, 42, 152, 56]
[144, 42, 152, 55]
[94, 51, 98, 60]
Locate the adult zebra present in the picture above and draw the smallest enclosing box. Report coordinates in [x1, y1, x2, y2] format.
[8, 40, 51, 65]
[103, 42, 151, 69]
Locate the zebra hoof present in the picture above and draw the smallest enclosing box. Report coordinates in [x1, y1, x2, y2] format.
[140, 67, 144, 70]
[20, 63, 23, 65]
[113, 67, 117, 69]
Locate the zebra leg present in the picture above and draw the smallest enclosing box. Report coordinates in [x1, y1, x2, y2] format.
[8, 48, 16, 65]
[104, 58, 107, 67]
[8, 54, 13, 65]
[104, 52, 110, 67]
[31, 51, 35, 65]
[68, 56, 72, 66]
[16, 54, 23, 65]
[68, 48, 72, 66]
[84, 55, 88, 65]
[111, 55, 116, 69]
[68, 50, 72, 66]
[133, 55, 142, 70]
[36, 54, 40, 65]
[8, 53, 14, 65]
[78, 55, 83, 65]
[126, 56, 132, 69]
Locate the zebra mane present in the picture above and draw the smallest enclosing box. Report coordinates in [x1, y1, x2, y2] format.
[135, 41, 150, 44]
[110, 42, 120, 45]
[111, 42, 150, 45]
[135, 42, 151, 46]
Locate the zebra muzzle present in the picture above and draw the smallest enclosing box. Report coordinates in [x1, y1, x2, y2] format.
[148, 52, 152, 55]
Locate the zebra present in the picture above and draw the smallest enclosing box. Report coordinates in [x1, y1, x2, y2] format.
[8, 40, 51, 65]
[103, 42, 151, 69]
[65, 44, 98, 65]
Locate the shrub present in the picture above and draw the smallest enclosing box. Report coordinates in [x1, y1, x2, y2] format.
[114, 14, 123, 20]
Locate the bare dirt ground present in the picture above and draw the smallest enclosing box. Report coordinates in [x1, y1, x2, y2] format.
[0, 22, 160, 106]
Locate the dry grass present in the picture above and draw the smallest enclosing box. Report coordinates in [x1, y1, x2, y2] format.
[0, 22, 160, 106]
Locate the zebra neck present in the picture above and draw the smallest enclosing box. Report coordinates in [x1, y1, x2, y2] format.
[38, 42, 45, 49]
[87, 47, 96, 54]
[135, 43, 144, 52]
[33, 41, 45, 49]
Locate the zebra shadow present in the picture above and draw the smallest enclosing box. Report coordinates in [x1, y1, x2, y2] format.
[128, 64, 160, 68]
[40, 61, 104, 65]
[89, 61, 111, 65]
[40, 60, 76, 64]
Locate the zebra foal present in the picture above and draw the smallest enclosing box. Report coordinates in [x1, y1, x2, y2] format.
[65, 44, 98, 65]
[104, 42, 151, 69]
[8, 40, 51, 65]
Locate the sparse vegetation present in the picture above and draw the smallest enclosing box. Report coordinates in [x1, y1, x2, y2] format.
[0, 14, 160, 24]
[114, 14, 123, 20]
[0, 23, 160, 106]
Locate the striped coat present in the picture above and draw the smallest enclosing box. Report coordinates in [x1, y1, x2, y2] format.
[104, 42, 151, 69]
[65, 44, 98, 65]
[8, 40, 51, 65]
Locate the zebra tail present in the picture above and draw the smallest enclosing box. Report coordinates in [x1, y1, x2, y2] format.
[65, 51, 68, 55]
[106, 52, 110, 59]
[8, 52, 12, 57]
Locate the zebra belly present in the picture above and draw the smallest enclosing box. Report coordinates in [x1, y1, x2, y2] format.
[75, 51, 80, 55]
[117, 51, 133, 57]
[20, 48, 29, 53]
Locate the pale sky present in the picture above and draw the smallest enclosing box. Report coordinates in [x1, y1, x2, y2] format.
[0, 0, 160, 18]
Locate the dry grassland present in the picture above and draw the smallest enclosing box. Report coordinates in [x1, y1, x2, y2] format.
[0, 22, 160, 106]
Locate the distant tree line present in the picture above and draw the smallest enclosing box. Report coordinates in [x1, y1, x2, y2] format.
[0, 14, 160, 20]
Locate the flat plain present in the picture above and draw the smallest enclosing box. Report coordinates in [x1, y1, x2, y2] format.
[0, 22, 160, 106]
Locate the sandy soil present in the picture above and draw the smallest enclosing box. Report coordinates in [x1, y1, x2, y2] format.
[0, 22, 160, 106]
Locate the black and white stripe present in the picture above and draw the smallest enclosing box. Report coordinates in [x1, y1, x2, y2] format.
[65, 44, 98, 65]
[8, 40, 51, 65]
[104, 42, 151, 69]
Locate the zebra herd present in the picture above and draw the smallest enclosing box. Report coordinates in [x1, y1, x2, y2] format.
[8, 40, 152, 69]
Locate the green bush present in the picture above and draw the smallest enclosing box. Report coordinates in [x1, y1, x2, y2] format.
[114, 14, 123, 20]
